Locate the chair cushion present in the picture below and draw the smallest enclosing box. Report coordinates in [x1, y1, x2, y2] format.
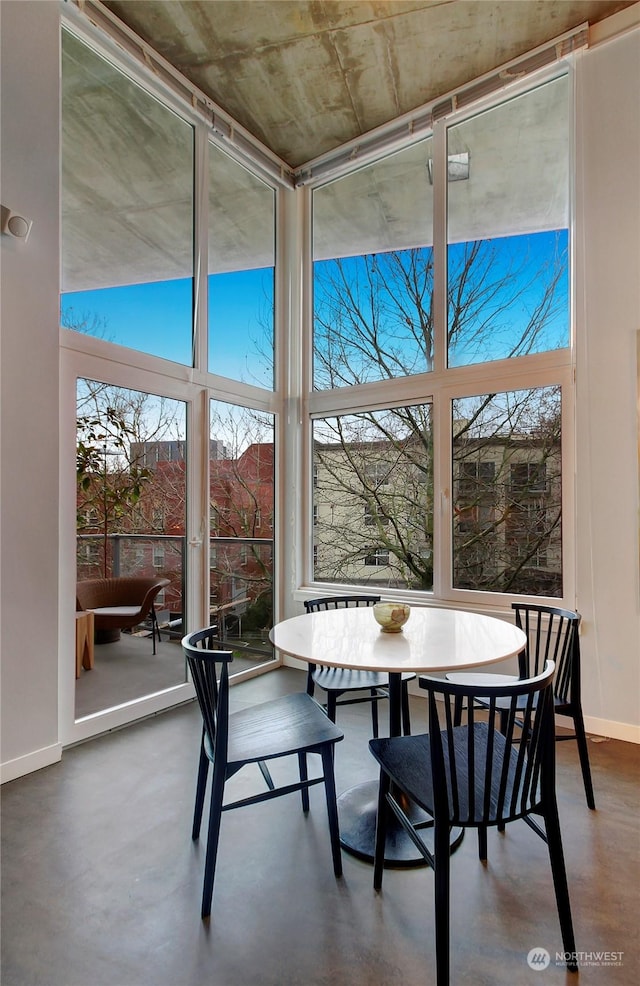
[90, 606, 142, 618]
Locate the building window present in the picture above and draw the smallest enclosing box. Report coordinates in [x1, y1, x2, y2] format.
[510, 462, 547, 494]
[364, 548, 390, 567]
[153, 546, 165, 569]
[365, 461, 391, 488]
[364, 504, 390, 527]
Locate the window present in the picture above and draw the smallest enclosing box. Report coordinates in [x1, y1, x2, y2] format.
[452, 387, 562, 595]
[61, 31, 194, 365]
[365, 461, 391, 488]
[447, 78, 569, 368]
[75, 379, 187, 703]
[310, 75, 569, 601]
[209, 400, 275, 656]
[208, 144, 275, 388]
[62, 25, 283, 740]
[364, 548, 390, 567]
[313, 139, 434, 391]
[510, 462, 547, 494]
[364, 504, 390, 527]
[312, 406, 433, 590]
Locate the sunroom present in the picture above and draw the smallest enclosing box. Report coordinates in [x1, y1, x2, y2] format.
[1, 2, 639, 984]
[1, 0, 638, 762]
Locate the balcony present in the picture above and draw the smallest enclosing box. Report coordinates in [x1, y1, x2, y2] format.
[75, 533, 275, 720]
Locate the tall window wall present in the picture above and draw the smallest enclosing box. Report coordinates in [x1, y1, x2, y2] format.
[61, 26, 278, 734]
[311, 74, 571, 602]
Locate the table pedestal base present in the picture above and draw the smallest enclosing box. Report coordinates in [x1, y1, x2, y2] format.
[338, 780, 464, 866]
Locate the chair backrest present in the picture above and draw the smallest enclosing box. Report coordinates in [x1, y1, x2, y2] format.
[304, 595, 381, 613]
[512, 602, 581, 705]
[421, 662, 556, 827]
[182, 627, 234, 765]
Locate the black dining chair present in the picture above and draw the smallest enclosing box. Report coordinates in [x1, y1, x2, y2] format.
[182, 626, 344, 918]
[444, 602, 595, 810]
[370, 662, 577, 986]
[304, 595, 414, 736]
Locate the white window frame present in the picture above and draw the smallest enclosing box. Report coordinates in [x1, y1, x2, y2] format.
[302, 64, 576, 612]
[60, 12, 285, 748]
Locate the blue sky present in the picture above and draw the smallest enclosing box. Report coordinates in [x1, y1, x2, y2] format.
[62, 267, 274, 384]
[62, 230, 568, 383]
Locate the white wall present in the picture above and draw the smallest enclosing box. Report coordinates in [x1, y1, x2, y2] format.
[0, 1, 62, 779]
[0, 3, 638, 781]
[575, 24, 640, 741]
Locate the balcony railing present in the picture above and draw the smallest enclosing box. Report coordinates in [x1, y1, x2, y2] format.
[77, 533, 275, 660]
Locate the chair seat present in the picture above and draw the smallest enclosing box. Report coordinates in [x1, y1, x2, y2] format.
[90, 606, 143, 618]
[370, 722, 538, 826]
[217, 692, 344, 767]
[313, 667, 414, 693]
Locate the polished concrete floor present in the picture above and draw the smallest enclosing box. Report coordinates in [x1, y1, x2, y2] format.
[2, 667, 639, 986]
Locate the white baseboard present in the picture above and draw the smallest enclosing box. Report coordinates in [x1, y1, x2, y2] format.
[1, 743, 62, 784]
[581, 715, 640, 745]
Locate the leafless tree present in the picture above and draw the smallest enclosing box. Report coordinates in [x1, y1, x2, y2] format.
[76, 379, 185, 577]
[312, 238, 566, 593]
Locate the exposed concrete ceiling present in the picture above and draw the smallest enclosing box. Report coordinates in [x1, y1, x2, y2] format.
[103, 0, 634, 168]
[62, 0, 635, 292]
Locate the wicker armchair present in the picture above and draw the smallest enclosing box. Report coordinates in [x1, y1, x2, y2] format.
[76, 577, 170, 653]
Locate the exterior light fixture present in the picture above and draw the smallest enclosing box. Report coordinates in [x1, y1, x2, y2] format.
[426, 152, 470, 185]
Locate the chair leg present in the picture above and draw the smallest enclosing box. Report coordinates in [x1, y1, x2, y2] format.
[298, 751, 310, 812]
[306, 665, 316, 697]
[326, 692, 338, 722]
[150, 604, 161, 655]
[571, 708, 596, 809]
[401, 682, 411, 736]
[477, 824, 488, 861]
[370, 690, 379, 739]
[433, 817, 451, 986]
[201, 764, 226, 919]
[320, 745, 342, 877]
[192, 739, 209, 840]
[543, 801, 577, 971]
[373, 770, 390, 890]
